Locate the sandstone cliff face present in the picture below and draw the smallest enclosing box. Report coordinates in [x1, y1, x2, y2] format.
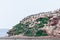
[7, 9, 60, 37]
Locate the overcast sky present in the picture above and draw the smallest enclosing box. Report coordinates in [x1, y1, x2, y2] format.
[0, 0, 60, 29]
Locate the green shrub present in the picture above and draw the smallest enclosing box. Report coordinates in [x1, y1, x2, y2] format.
[35, 30, 48, 36]
[36, 17, 49, 28]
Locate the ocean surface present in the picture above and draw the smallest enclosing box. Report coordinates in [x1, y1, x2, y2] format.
[0, 29, 9, 37]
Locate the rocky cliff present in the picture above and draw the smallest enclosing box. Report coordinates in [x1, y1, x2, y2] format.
[7, 9, 60, 37]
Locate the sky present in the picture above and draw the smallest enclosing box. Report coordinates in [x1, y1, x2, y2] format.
[0, 0, 60, 29]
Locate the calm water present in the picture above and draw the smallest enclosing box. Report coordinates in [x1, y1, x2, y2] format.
[0, 29, 9, 37]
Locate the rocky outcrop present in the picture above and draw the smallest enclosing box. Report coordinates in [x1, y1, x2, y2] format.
[7, 9, 60, 37]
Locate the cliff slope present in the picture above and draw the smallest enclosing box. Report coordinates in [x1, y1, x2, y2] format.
[7, 9, 60, 37]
